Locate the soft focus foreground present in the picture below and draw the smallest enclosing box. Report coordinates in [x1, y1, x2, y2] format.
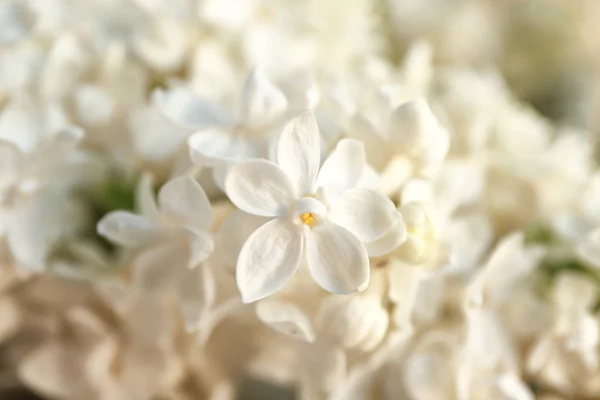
[0, 0, 600, 399]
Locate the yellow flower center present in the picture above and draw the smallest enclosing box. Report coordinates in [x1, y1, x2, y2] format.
[300, 212, 316, 226]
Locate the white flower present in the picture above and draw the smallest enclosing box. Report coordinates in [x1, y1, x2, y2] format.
[225, 112, 403, 303]
[350, 99, 449, 195]
[156, 68, 288, 167]
[97, 175, 215, 329]
[4, 187, 90, 272]
[0, 127, 83, 205]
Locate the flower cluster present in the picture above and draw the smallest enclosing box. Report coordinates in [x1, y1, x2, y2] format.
[0, 1, 599, 400]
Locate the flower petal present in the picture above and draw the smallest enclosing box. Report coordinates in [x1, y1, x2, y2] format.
[134, 242, 185, 292]
[387, 99, 446, 157]
[347, 114, 391, 170]
[239, 67, 288, 127]
[316, 296, 378, 349]
[153, 86, 233, 129]
[177, 263, 214, 332]
[237, 218, 303, 303]
[214, 210, 269, 272]
[256, 299, 315, 342]
[365, 219, 408, 257]
[277, 112, 320, 195]
[97, 211, 157, 247]
[315, 139, 365, 195]
[188, 128, 250, 167]
[329, 188, 400, 243]
[306, 221, 369, 294]
[158, 175, 213, 231]
[225, 159, 295, 217]
[182, 227, 215, 268]
[136, 173, 159, 222]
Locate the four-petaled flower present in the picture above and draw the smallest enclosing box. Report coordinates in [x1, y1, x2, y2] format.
[225, 112, 404, 303]
[97, 175, 215, 328]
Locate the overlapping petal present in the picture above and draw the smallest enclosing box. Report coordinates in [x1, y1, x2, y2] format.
[315, 139, 365, 195]
[256, 299, 316, 342]
[365, 219, 408, 257]
[329, 188, 400, 243]
[188, 128, 250, 166]
[158, 175, 213, 231]
[134, 242, 185, 292]
[225, 159, 296, 217]
[306, 221, 369, 294]
[153, 86, 233, 129]
[214, 210, 269, 271]
[97, 211, 157, 248]
[239, 67, 288, 127]
[237, 218, 304, 303]
[277, 112, 321, 195]
[182, 227, 215, 268]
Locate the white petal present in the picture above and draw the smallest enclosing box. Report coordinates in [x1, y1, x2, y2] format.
[365, 219, 408, 257]
[177, 263, 213, 332]
[158, 176, 213, 231]
[256, 299, 315, 342]
[135, 173, 159, 222]
[357, 307, 389, 352]
[214, 210, 269, 272]
[97, 211, 157, 247]
[188, 128, 250, 166]
[387, 99, 443, 153]
[277, 112, 320, 195]
[153, 86, 233, 129]
[239, 67, 288, 126]
[134, 242, 185, 292]
[465, 232, 544, 308]
[182, 227, 214, 268]
[280, 70, 320, 111]
[316, 296, 382, 349]
[401, 178, 433, 205]
[357, 164, 380, 190]
[306, 221, 369, 294]
[315, 139, 365, 195]
[237, 218, 303, 303]
[73, 84, 115, 126]
[388, 262, 421, 330]
[34, 127, 84, 172]
[378, 155, 412, 196]
[225, 159, 295, 217]
[347, 114, 391, 170]
[329, 188, 400, 243]
[130, 104, 191, 161]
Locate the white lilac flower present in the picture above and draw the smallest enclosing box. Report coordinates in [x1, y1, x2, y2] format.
[4, 188, 91, 272]
[156, 68, 288, 168]
[527, 273, 600, 397]
[0, 127, 83, 205]
[350, 99, 449, 196]
[225, 112, 403, 302]
[97, 175, 215, 329]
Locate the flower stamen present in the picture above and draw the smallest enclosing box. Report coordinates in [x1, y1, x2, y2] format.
[300, 212, 317, 226]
